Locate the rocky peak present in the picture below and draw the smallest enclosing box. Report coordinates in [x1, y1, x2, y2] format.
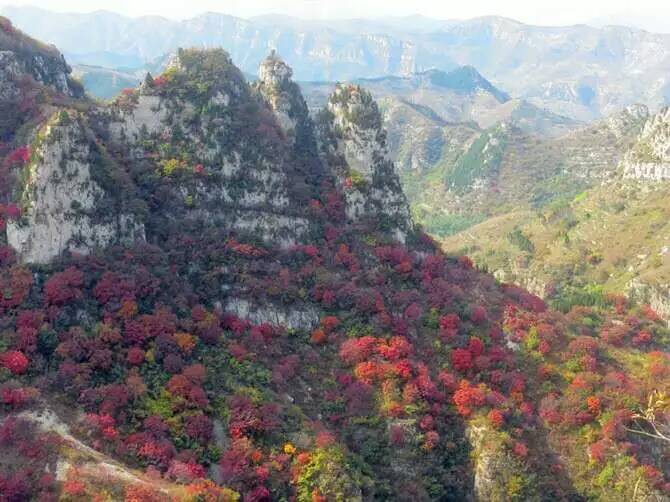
[327, 84, 389, 181]
[323, 83, 413, 240]
[621, 105, 670, 180]
[0, 17, 84, 138]
[254, 51, 310, 142]
[605, 103, 649, 138]
[258, 50, 293, 88]
[0, 17, 82, 98]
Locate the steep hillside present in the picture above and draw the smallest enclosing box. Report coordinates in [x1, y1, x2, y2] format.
[442, 106, 670, 315]
[0, 16, 83, 139]
[622, 107, 670, 180]
[414, 105, 649, 237]
[1, 18, 670, 502]
[4, 7, 670, 119]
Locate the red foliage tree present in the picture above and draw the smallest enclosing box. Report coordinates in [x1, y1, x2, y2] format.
[184, 413, 213, 444]
[488, 409, 505, 428]
[228, 395, 276, 439]
[43, 267, 84, 306]
[0, 266, 32, 312]
[470, 305, 488, 325]
[339, 336, 378, 365]
[5, 145, 30, 167]
[451, 348, 473, 373]
[0, 350, 29, 374]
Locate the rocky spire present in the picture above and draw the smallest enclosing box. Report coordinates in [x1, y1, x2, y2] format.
[323, 83, 414, 241]
[621, 106, 670, 180]
[258, 49, 293, 88]
[255, 51, 327, 204]
[255, 51, 305, 138]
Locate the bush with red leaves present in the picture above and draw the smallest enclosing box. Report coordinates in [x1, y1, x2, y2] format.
[451, 348, 473, 373]
[228, 395, 277, 439]
[512, 442, 529, 458]
[452, 380, 486, 416]
[5, 145, 30, 167]
[470, 305, 488, 325]
[488, 409, 505, 428]
[43, 267, 84, 306]
[339, 336, 378, 364]
[185, 413, 213, 444]
[0, 350, 29, 374]
[0, 266, 32, 311]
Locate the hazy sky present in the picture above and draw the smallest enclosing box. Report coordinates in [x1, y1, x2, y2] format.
[2, 0, 670, 32]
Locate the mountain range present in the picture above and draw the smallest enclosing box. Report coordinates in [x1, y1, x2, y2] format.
[2, 12, 670, 502]
[3, 6, 670, 120]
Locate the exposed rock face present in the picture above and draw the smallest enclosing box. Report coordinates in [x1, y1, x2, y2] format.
[324, 84, 413, 241]
[258, 51, 292, 87]
[107, 94, 170, 146]
[256, 52, 300, 138]
[102, 49, 313, 248]
[7, 114, 144, 264]
[622, 106, 670, 180]
[627, 278, 670, 323]
[0, 21, 81, 97]
[605, 104, 650, 139]
[0, 50, 22, 103]
[254, 52, 328, 211]
[2, 45, 416, 263]
[222, 297, 320, 331]
[467, 423, 519, 501]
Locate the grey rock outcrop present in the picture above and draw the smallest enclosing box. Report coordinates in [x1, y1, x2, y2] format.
[324, 84, 413, 241]
[621, 106, 670, 180]
[3, 44, 418, 263]
[7, 114, 143, 264]
[256, 52, 299, 138]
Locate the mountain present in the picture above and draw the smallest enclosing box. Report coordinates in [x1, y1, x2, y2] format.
[77, 62, 577, 139]
[0, 16, 83, 138]
[3, 7, 670, 120]
[2, 16, 670, 501]
[302, 67, 579, 136]
[399, 104, 648, 237]
[440, 106, 670, 311]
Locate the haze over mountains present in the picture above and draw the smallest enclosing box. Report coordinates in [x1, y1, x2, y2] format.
[3, 5, 670, 120]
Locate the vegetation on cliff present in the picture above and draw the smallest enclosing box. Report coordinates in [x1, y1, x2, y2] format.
[0, 19, 669, 502]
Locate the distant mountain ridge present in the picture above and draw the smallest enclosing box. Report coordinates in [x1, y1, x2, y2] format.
[301, 66, 577, 133]
[3, 6, 670, 120]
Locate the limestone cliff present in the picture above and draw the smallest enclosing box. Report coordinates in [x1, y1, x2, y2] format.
[2, 44, 415, 264]
[621, 106, 670, 180]
[6, 112, 144, 264]
[255, 51, 302, 140]
[98, 48, 313, 248]
[321, 84, 413, 241]
[254, 51, 327, 207]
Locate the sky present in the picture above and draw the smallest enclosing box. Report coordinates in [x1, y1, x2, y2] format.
[2, 0, 670, 32]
